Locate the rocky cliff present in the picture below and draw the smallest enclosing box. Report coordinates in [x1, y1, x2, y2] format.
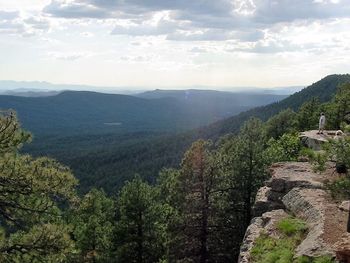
[238, 161, 350, 263]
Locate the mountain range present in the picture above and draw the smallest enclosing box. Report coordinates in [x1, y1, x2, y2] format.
[22, 74, 350, 193]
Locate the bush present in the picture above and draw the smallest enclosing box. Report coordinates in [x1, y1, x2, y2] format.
[277, 217, 308, 236]
[301, 147, 328, 173]
[326, 176, 350, 200]
[251, 233, 295, 263]
[327, 138, 350, 175]
[264, 133, 302, 163]
[251, 217, 335, 263]
[251, 217, 307, 263]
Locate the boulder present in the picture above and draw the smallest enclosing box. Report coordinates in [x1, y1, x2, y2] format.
[299, 130, 341, 151]
[335, 233, 350, 263]
[339, 201, 350, 212]
[300, 130, 329, 151]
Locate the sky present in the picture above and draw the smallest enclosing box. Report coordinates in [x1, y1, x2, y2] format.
[0, 0, 349, 89]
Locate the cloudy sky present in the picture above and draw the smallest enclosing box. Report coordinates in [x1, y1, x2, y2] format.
[0, 0, 349, 89]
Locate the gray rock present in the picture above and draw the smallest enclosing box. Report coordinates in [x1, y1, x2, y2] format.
[253, 186, 285, 217]
[267, 162, 324, 193]
[299, 130, 331, 151]
[334, 233, 350, 262]
[339, 201, 350, 212]
[240, 161, 339, 262]
[283, 188, 334, 257]
[238, 210, 288, 263]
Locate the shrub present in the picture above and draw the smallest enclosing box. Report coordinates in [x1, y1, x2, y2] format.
[326, 176, 350, 200]
[277, 217, 308, 236]
[264, 133, 302, 163]
[251, 217, 335, 263]
[251, 217, 307, 263]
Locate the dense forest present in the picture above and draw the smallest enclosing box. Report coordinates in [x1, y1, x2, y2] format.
[1, 76, 350, 262]
[24, 74, 350, 193]
[0, 90, 286, 136]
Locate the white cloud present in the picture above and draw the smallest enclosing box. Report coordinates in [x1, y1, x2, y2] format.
[0, 0, 350, 88]
[47, 51, 92, 61]
[80, 31, 93, 37]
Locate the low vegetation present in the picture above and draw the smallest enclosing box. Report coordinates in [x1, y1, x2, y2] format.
[251, 217, 334, 263]
[326, 176, 350, 200]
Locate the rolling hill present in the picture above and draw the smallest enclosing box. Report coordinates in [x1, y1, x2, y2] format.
[0, 90, 286, 136]
[24, 74, 350, 193]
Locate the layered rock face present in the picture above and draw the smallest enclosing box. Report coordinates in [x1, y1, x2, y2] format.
[238, 162, 349, 263]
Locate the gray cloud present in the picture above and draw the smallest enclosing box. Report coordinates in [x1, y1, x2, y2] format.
[42, 0, 350, 42]
[0, 10, 20, 20]
[189, 47, 209, 53]
[252, 0, 350, 24]
[0, 20, 25, 35]
[111, 18, 179, 36]
[24, 17, 51, 31]
[167, 29, 236, 41]
[0, 9, 51, 36]
[43, 0, 113, 18]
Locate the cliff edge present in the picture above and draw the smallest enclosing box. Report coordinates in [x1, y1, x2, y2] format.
[238, 161, 350, 263]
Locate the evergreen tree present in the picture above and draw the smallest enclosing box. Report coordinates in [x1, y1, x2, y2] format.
[71, 189, 115, 263]
[265, 108, 297, 139]
[176, 140, 217, 262]
[325, 83, 350, 129]
[218, 118, 268, 230]
[263, 133, 302, 163]
[297, 98, 321, 131]
[158, 140, 236, 262]
[115, 176, 167, 263]
[0, 111, 77, 262]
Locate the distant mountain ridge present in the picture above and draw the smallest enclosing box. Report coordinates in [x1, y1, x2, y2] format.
[0, 89, 286, 136]
[0, 80, 301, 96]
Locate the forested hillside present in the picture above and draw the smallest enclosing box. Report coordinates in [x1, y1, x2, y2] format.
[199, 74, 350, 139]
[0, 90, 285, 136]
[24, 74, 350, 193]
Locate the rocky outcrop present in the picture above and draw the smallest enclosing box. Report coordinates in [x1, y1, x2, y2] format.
[339, 201, 350, 212]
[239, 161, 349, 262]
[253, 162, 324, 217]
[335, 233, 350, 263]
[238, 210, 289, 263]
[283, 188, 333, 257]
[300, 130, 340, 151]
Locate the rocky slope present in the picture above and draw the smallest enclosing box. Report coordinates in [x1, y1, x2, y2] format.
[238, 162, 350, 262]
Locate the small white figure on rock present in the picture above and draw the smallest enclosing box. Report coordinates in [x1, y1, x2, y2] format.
[318, 112, 326, 134]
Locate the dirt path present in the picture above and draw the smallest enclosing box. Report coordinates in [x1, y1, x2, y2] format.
[323, 202, 348, 247]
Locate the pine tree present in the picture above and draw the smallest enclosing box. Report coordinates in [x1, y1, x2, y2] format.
[265, 108, 297, 139]
[218, 118, 268, 231]
[0, 111, 77, 262]
[297, 98, 321, 131]
[115, 176, 167, 263]
[326, 83, 350, 129]
[71, 189, 115, 263]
